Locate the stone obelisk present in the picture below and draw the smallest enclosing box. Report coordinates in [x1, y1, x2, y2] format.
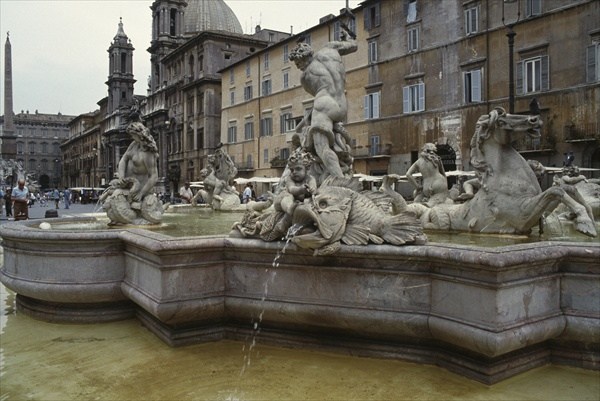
[2, 32, 17, 159]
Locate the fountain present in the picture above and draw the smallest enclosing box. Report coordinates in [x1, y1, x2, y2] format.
[190, 145, 242, 211]
[1, 29, 598, 385]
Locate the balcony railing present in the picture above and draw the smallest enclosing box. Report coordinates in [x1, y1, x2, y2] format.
[236, 161, 255, 171]
[353, 144, 392, 159]
[564, 123, 599, 142]
[513, 132, 556, 153]
[269, 157, 287, 168]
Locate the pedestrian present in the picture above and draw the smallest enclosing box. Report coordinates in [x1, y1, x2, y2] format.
[52, 187, 60, 209]
[12, 179, 30, 220]
[0, 187, 4, 216]
[63, 187, 71, 209]
[179, 182, 193, 204]
[242, 183, 253, 203]
[4, 189, 12, 217]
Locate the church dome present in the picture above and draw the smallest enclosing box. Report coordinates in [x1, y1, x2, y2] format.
[184, 0, 243, 34]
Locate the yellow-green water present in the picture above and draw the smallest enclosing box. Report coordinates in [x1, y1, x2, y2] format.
[1, 285, 598, 401]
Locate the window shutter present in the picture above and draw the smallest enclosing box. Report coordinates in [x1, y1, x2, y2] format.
[403, 87, 410, 113]
[472, 69, 482, 102]
[586, 44, 597, 83]
[374, 3, 381, 27]
[418, 83, 425, 111]
[364, 95, 370, 119]
[540, 55, 549, 91]
[516, 61, 524, 95]
[364, 7, 370, 30]
[373, 92, 380, 118]
[280, 114, 286, 134]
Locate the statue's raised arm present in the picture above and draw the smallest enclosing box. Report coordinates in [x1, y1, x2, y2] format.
[326, 26, 358, 56]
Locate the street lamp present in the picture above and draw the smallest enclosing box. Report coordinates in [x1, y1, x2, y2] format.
[502, 0, 521, 114]
[92, 147, 97, 195]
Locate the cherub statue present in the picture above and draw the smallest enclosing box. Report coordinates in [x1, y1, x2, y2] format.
[274, 148, 317, 219]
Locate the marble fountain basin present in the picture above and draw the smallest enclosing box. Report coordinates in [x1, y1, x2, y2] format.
[0, 212, 598, 384]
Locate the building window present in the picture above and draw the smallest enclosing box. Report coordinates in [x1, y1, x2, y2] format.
[364, 92, 380, 119]
[229, 69, 234, 84]
[230, 90, 235, 106]
[280, 147, 290, 161]
[334, 21, 342, 41]
[283, 71, 289, 89]
[197, 92, 204, 115]
[264, 52, 270, 70]
[269, 33, 275, 42]
[262, 78, 272, 96]
[280, 111, 296, 133]
[17, 142, 24, 154]
[364, 2, 381, 30]
[526, 0, 542, 17]
[304, 34, 311, 46]
[260, 117, 273, 137]
[463, 68, 482, 103]
[41, 142, 48, 154]
[406, 0, 417, 23]
[403, 83, 425, 113]
[228, 124, 237, 143]
[408, 26, 419, 52]
[283, 44, 289, 63]
[28, 142, 35, 154]
[197, 128, 204, 149]
[369, 135, 380, 156]
[29, 159, 36, 171]
[244, 121, 254, 140]
[516, 55, 549, 94]
[465, 6, 478, 35]
[246, 154, 253, 169]
[368, 40, 378, 64]
[244, 84, 253, 101]
[245, 61, 251, 77]
[586, 42, 599, 83]
[263, 148, 269, 164]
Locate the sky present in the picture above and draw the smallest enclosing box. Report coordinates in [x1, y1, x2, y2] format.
[0, 0, 361, 117]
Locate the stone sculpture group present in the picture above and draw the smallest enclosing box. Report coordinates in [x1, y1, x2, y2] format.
[101, 121, 165, 225]
[103, 27, 597, 249]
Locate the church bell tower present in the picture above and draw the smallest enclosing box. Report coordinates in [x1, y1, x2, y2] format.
[106, 18, 136, 114]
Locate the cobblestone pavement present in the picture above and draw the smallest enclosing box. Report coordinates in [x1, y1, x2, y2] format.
[0, 201, 102, 222]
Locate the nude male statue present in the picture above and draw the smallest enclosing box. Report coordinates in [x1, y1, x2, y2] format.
[289, 26, 357, 183]
[406, 143, 449, 205]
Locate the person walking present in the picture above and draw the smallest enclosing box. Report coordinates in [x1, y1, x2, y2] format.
[242, 183, 253, 203]
[52, 187, 60, 209]
[4, 189, 12, 217]
[0, 187, 4, 217]
[63, 187, 71, 209]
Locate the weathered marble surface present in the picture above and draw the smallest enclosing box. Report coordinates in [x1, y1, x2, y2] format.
[192, 146, 240, 211]
[395, 108, 597, 238]
[1, 218, 598, 384]
[101, 121, 165, 225]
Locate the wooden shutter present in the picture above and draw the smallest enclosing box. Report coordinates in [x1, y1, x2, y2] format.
[403, 87, 410, 113]
[516, 61, 524, 95]
[586, 44, 597, 83]
[540, 55, 549, 91]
